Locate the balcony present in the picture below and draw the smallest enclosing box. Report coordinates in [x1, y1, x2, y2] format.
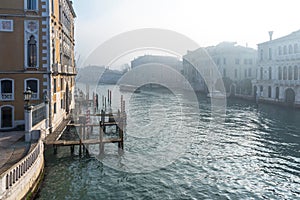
[52, 63, 62, 74]
[0, 93, 13, 101]
[274, 79, 300, 86]
[275, 53, 300, 61]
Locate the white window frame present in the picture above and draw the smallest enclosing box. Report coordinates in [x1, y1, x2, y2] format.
[0, 105, 14, 129]
[0, 19, 13, 32]
[24, 78, 39, 100]
[0, 78, 14, 101]
[24, 0, 38, 11]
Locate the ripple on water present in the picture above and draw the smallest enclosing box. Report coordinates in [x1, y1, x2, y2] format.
[37, 85, 300, 199]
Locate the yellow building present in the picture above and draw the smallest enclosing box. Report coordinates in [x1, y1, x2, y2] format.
[0, 0, 76, 131]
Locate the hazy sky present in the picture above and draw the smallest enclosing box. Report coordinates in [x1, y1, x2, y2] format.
[73, 0, 300, 66]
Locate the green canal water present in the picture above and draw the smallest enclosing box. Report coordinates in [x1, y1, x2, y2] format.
[37, 84, 300, 199]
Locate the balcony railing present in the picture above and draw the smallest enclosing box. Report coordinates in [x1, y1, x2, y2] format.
[52, 63, 76, 75]
[31, 93, 38, 100]
[1, 93, 13, 100]
[52, 63, 62, 73]
[275, 53, 300, 61]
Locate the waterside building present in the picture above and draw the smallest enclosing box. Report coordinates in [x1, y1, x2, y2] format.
[252, 30, 300, 106]
[0, 0, 76, 131]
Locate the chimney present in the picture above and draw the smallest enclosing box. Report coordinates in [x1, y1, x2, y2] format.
[268, 31, 274, 41]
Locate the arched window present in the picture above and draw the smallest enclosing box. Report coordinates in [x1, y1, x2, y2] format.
[260, 67, 263, 80]
[1, 105, 13, 128]
[278, 66, 282, 80]
[283, 46, 287, 55]
[268, 86, 272, 98]
[294, 66, 298, 80]
[283, 66, 287, 80]
[294, 44, 298, 53]
[276, 87, 279, 99]
[28, 35, 37, 67]
[288, 66, 293, 80]
[289, 45, 293, 54]
[269, 67, 272, 80]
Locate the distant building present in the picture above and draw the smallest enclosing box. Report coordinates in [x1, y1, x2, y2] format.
[253, 30, 300, 106]
[130, 55, 183, 88]
[131, 55, 182, 72]
[183, 42, 257, 94]
[0, 0, 76, 131]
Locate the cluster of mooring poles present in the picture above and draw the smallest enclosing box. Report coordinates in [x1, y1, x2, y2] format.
[45, 86, 126, 157]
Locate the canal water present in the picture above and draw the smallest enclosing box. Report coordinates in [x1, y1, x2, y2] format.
[37, 84, 300, 199]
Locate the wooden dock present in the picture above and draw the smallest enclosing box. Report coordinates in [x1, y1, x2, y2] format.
[44, 88, 126, 156]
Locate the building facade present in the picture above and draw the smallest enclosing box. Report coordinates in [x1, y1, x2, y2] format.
[253, 30, 300, 106]
[0, 0, 76, 131]
[183, 42, 257, 94]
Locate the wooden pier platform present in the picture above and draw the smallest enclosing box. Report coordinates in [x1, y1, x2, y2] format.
[44, 89, 126, 156]
[44, 116, 71, 145]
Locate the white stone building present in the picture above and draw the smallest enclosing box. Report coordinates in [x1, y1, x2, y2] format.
[253, 30, 300, 106]
[183, 42, 257, 95]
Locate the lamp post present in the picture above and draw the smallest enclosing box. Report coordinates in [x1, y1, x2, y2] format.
[24, 87, 32, 142]
[24, 87, 32, 108]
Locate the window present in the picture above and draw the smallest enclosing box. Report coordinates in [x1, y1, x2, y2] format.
[26, 0, 37, 10]
[61, 99, 63, 109]
[234, 69, 238, 78]
[53, 79, 57, 93]
[51, 0, 54, 14]
[260, 67, 263, 80]
[25, 79, 39, 99]
[276, 87, 279, 99]
[283, 46, 287, 55]
[294, 44, 299, 54]
[288, 66, 293, 80]
[0, 79, 14, 101]
[278, 46, 282, 55]
[235, 59, 240, 64]
[269, 67, 272, 80]
[278, 67, 282, 80]
[61, 78, 64, 91]
[260, 49, 263, 61]
[289, 45, 293, 54]
[269, 48, 272, 60]
[54, 103, 56, 114]
[249, 59, 253, 65]
[260, 86, 263, 93]
[283, 66, 287, 80]
[248, 68, 252, 77]
[27, 35, 37, 67]
[268, 86, 272, 98]
[294, 66, 298, 80]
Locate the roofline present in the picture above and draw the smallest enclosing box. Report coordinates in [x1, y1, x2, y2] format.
[66, 0, 76, 18]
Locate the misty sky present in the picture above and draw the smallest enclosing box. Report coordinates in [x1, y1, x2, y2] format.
[73, 0, 299, 67]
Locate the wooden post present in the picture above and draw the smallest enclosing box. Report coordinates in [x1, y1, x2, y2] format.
[99, 121, 104, 155]
[109, 90, 112, 106]
[70, 145, 74, 155]
[79, 125, 82, 156]
[53, 144, 57, 154]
